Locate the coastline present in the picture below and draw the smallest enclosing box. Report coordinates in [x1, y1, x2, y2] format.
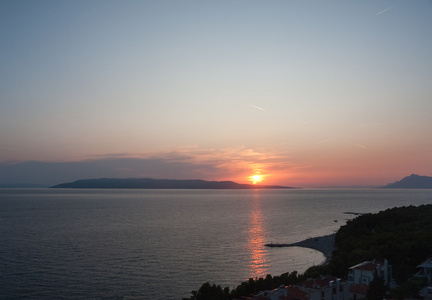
[265, 233, 336, 264]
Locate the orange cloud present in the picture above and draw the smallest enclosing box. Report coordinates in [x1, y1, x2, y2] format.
[137, 146, 297, 185]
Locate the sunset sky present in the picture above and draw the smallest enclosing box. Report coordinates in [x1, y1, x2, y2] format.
[1, 0, 431, 187]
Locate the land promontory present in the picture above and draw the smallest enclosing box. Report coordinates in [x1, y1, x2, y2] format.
[383, 174, 432, 189]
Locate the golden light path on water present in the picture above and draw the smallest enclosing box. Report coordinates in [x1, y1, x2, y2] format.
[246, 191, 327, 279]
[247, 191, 267, 278]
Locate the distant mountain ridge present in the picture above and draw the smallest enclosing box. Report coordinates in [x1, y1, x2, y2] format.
[383, 174, 432, 189]
[0, 183, 49, 188]
[50, 178, 292, 189]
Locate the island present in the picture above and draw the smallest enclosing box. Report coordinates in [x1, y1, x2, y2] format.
[50, 178, 293, 189]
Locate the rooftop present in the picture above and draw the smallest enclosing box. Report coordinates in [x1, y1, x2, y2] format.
[297, 275, 341, 289]
[417, 257, 432, 269]
[349, 260, 386, 271]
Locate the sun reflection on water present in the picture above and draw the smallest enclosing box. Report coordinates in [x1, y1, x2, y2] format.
[247, 191, 268, 278]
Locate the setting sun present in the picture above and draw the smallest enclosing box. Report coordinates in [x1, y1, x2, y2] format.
[250, 174, 263, 185]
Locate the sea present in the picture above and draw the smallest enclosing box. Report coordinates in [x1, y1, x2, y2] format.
[1, 188, 432, 300]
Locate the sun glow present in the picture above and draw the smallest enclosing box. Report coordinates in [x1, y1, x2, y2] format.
[250, 174, 263, 185]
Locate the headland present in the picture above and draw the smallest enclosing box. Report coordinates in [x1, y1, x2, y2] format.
[265, 233, 336, 264]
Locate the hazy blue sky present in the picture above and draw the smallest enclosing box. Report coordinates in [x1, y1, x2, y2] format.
[1, 0, 431, 187]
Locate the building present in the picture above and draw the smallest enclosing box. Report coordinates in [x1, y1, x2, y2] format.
[348, 259, 392, 286]
[349, 284, 369, 300]
[416, 257, 432, 283]
[256, 285, 289, 300]
[253, 276, 349, 300]
[282, 286, 308, 300]
[295, 276, 349, 300]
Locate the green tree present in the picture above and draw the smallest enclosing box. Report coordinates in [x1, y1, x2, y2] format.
[367, 272, 387, 300]
[186, 282, 231, 300]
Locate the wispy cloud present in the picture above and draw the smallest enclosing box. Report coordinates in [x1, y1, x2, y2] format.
[376, 4, 401, 15]
[249, 104, 265, 111]
[164, 146, 293, 173]
[87, 146, 296, 182]
[315, 138, 366, 149]
[347, 140, 366, 149]
[316, 138, 335, 145]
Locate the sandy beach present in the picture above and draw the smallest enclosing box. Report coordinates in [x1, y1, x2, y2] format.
[265, 233, 336, 264]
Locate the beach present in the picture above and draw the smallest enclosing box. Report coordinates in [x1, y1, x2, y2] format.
[265, 234, 336, 264]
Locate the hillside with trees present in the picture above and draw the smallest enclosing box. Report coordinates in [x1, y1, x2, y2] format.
[331, 205, 432, 282]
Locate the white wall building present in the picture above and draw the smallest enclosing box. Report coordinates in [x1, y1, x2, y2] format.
[254, 276, 349, 300]
[416, 257, 432, 283]
[348, 259, 392, 286]
[294, 275, 350, 300]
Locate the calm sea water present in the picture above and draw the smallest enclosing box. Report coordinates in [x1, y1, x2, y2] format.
[1, 188, 432, 299]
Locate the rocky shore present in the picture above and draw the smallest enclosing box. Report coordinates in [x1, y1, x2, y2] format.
[265, 233, 336, 263]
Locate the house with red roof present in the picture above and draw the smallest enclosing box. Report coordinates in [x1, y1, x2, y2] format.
[346, 259, 393, 300]
[348, 259, 392, 286]
[251, 276, 349, 300]
[294, 275, 349, 300]
[247, 260, 395, 300]
[349, 283, 369, 300]
[282, 286, 308, 300]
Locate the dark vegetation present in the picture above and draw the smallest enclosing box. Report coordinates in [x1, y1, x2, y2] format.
[184, 272, 305, 300]
[331, 204, 432, 282]
[50, 178, 292, 189]
[183, 204, 432, 300]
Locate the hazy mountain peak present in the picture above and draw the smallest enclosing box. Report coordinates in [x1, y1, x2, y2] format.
[383, 174, 432, 189]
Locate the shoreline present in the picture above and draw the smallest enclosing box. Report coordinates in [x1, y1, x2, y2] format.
[265, 233, 336, 264]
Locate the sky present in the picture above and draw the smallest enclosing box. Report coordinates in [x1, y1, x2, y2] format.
[1, 0, 432, 187]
